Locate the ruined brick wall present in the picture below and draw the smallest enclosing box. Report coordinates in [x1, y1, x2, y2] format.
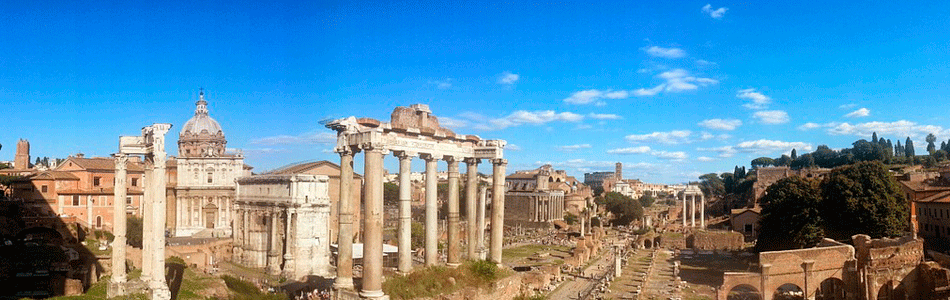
[660, 233, 687, 249]
[753, 167, 831, 202]
[690, 230, 744, 250]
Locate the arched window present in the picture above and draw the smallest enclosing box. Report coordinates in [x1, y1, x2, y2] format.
[96, 216, 102, 228]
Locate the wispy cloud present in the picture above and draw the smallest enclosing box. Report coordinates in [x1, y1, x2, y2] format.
[696, 156, 716, 162]
[702, 4, 728, 19]
[589, 113, 623, 120]
[506, 144, 522, 151]
[798, 122, 823, 130]
[697, 146, 738, 158]
[738, 88, 771, 109]
[251, 131, 336, 145]
[478, 110, 584, 130]
[498, 72, 519, 85]
[564, 89, 629, 105]
[839, 103, 858, 109]
[643, 46, 687, 59]
[651, 150, 688, 161]
[700, 139, 812, 157]
[817, 120, 950, 140]
[625, 130, 692, 144]
[845, 108, 871, 118]
[556, 144, 592, 152]
[429, 78, 453, 89]
[753, 110, 790, 124]
[607, 146, 651, 154]
[634, 69, 718, 97]
[698, 118, 742, 131]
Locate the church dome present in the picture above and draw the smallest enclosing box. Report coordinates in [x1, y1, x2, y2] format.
[179, 90, 227, 157]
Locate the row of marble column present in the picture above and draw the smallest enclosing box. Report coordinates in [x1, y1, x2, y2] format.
[681, 193, 705, 228]
[175, 195, 232, 233]
[333, 147, 507, 299]
[531, 194, 564, 222]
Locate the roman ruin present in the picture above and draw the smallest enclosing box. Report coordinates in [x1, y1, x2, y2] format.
[681, 185, 705, 229]
[109, 123, 173, 300]
[325, 104, 507, 299]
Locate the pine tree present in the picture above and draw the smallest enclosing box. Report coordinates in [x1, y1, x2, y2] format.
[896, 141, 903, 157]
[872, 132, 879, 144]
[791, 149, 798, 160]
[927, 133, 937, 154]
[906, 137, 916, 157]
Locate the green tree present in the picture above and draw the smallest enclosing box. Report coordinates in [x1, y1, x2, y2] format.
[872, 132, 879, 144]
[936, 150, 949, 162]
[127, 216, 143, 248]
[751, 157, 775, 169]
[698, 173, 725, 200]
[774, 155, 792, 167]
[603, 192, 642, 226]
[756, 177, 824, 252]
[639, 194, 655, 208]
[384, 182, 399, 206]
[906, 137, 916, 157]
[820, 161, 908, 239]
[791, 149, 798, 160]
[927, 133, 938, 154]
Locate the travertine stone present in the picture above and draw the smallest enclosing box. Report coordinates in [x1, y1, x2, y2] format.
[446, 156, 460, 267]
[334, 150, 355, 290]
[396, 152, 413, 273]
[422, 154, 440, 266]
[464, 158, 479, 260]
[109, 154, 129, 298]
[490, 159, 507, 264]
[360, 148, 384, 299]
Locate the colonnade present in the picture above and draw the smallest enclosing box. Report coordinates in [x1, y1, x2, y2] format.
[175, 195, 232, 234]
[110, 124, 172, 300]
[681, 190, 705, 229]
[332, 146, 507, 299]
[530, 194, 564, 222]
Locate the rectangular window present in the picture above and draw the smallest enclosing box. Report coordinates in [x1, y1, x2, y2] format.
[207, 172, 213, 184]
[72, 195, 80, 206]
[41, 185, 48, 193]
[744, 224, 753, 233]
[126, 196, 132, 205]
[94, 177, 101, 186]
[131, 177, 138, 187]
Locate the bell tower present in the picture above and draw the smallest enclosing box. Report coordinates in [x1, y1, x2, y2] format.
[15, 139, 30, 170]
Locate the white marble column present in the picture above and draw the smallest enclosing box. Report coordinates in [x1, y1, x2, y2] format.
[464, 158, 479, 260]
[477, 186, 487, 259]
[690, 195, 696, 228]
[681, 193, 687, 228]
[109, 154, 129, 297]
[446, 156, 461, 267]
[333, 149, 355, 290]
[490, 159, 506, 264]
[700, 194, 705, 229]
[360, 147, 386, 299]
[267, 211, 281, 275]
[395, 152, 413, 273]
[141, 159, 154, 284]
[422, 154, 440, 266]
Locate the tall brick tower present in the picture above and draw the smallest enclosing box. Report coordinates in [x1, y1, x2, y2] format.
[615, 162, 622, 180]
[14, 139, 29, 170]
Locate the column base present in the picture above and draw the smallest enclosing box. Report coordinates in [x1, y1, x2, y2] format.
[334, 277, 355, 290]
[360, 289, 389, 300]
[148, 284, 171, 300]
[446, 262, 461, 268]
[107, 281, 126, 298]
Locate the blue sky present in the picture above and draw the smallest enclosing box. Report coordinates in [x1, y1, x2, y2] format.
[4, 1, 950, 183]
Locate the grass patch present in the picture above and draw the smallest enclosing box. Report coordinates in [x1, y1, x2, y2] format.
[222, 275, 284, 300]
[383, 260, 509, 300]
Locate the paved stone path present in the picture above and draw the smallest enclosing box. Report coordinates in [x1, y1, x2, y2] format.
[546, 251, 614, 300]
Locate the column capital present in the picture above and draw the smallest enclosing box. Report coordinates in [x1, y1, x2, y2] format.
[113, 153, 129, 166]
[420, 153, 443, 161]
[393, 150, 416, 160]
[443, 155, 459, 163]
[464, 157, 481, 165]
[492, 158, 507, 166]
[337, 146, 360, 156]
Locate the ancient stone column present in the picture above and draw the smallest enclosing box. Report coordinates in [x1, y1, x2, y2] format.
[141, 158, 154, 283]
[334, 149, 355, 290]
[422, 154, 440, 266]
[149, 123, 172, 300]
[86, 195, 93, 229]
[446, 156, 461, 267]
[700, 194, 705, 229]
[283, 210, 295, 278]
[464, 158, 479, 260]
[690, 195, 696, 228]
[360, 147, 386, 299]
[681, 193, 687, 228]
[579, 210, 585, 236]
[267, 212, 281, 275]
[478, 186, 487, 259]
[490, 159, 506, 264]
[109, 154, 129, 297]
[396, 152, 413, 273]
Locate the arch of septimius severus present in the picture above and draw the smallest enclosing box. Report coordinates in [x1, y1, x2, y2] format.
[109, 124, 173, 300]
[326, 104, 507, 300]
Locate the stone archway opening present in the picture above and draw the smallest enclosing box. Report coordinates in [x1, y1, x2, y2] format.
[728, 284, 762, 300]
[643, 239, 652, 249]
[877, 281, 906, 300]
[654, 236, 662, 248]
[774, 283, 804, 300]
[817, 278, 846, 300]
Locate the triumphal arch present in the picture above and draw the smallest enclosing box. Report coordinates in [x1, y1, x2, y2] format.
[109, 123, 173, 300]
[326, 104, 507, 300]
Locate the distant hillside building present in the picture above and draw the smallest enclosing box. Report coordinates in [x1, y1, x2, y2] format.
[506, 165, 593, 228]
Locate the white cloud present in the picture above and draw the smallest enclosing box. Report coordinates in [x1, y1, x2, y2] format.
[753, 110, 790, 124]
[698, 146, 738, 158]
[564, 89, 629, 105]
[651, 150, 688, 161]
[589, 113, 623, 120]
[469, 110, 584, 130]
[839, 103, 857, 109]
[241, 148, 287, 155]
[698, 118, 742, 131]
[499, 72, 519, 85]
[634, 69, 718, 97]
[696, 156, 716, 162]
[643, 46, 687, 59]
[696, 59, 717, 66]
[702, 4, 728, 19]
[737, 88, 771, 109]
[823, 120, 950, 140]
[700, 131, 731, 141]
[845, 108, 871, 118]
[429, 78, 452, 89]
[556, 144, 592, 151]
[538, 159, 657, 170]
[798, 122, 822, 130]
[506, 144, 522, 151]
[251, 131, 336, 145]
[439, 117, 469, 129]
[625, 130, 692, 144]
[607, 146, 651, 154]
[735, 139, 813, 154]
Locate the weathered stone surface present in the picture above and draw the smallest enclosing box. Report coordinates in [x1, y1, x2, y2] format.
[690, 230, 744, 250]
[65, 279, 84, 296]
